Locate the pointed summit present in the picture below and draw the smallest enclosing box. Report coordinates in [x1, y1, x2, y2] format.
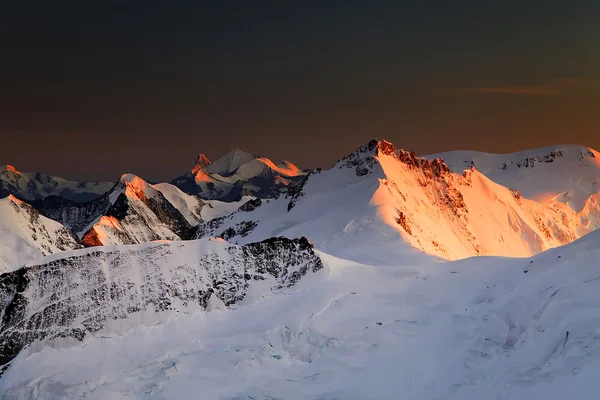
[205, 148, 257, 177]
[191, 154, 211, 175]
[1, 165, 20, 174]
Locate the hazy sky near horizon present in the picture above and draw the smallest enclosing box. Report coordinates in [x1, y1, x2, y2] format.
[1, 1, 599, 181]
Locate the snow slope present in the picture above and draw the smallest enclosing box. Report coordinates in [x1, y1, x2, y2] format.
[3, 228, 600, 399]
[153, 182, 253, 224]
[193, 140, 595, 264]
[0, 236, 323, 368]
[171, 148, 307, 200]
[0, 195, 80, 274]
[428, 144, 600, 212]
[0, 165, 113, 203]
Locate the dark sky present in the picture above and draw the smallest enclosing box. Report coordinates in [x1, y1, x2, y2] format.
[1, 1, 599, 182]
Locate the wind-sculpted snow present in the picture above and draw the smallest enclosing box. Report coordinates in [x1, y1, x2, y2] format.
[0, 237, 323, 368]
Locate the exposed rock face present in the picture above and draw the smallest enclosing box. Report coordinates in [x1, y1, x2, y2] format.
[337, 139, 381, 176]
[286, 168, 321, 211]
[190, 154, 212, 175]
[515, 150, 564, 168]
[29, 193, 113, 234]
[220, 221, 259, 240]
[338, 140, 451, 179]
[191, 217, 228, 240]
[0, 237, 323, 367]
[238, 197, 262, 212]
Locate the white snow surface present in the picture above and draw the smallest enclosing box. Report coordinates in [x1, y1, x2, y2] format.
[0, 196, 79, 274]
[3, 141, 600, 399]
[84, 175, 180, 245]
[200, 142, 600, 263]
[204, 148, 258, 176]
[3, 230, 600, 399]
[153, 182, 254, 223]
[428, 144, 600, 212]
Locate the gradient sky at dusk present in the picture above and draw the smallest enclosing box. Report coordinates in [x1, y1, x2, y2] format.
[1, 1, 599, 181]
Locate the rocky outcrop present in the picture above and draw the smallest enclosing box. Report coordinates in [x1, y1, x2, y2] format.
[0, 237, 324, 368]
[238, 197, 262, 212]
[515, 150, 565, 168]
[337, 139, 381, 176]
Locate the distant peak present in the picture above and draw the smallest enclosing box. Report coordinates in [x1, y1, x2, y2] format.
[204, 147, 257, 176]
[229, 148, 255, 157]
[1, 165, 20, 174]
[191, 154, 211, 175]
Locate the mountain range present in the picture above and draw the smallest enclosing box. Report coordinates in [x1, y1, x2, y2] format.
[2, 139, 600, 398]
[2, 140, 600, 270]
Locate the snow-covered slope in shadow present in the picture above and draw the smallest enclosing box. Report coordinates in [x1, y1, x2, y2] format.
[3, 228, 600, 399]
[0, 236, 323, 369]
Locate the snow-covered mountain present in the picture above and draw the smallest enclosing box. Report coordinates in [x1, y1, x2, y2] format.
[171, 148, 307, 201]
[0, 195, 80, 274]
[4, 139, 600, 399]
[427, 145, 600, 212]
[0, 236, 323, 368]
[28, 173, 254, 250]
[0, 165, 113, 203]
[78, 174, 202, 246]
[3, 221, 600, 399]
[192, 140, 599, 264]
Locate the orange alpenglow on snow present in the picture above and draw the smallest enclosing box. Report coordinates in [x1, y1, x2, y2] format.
[5, 165, 20, 174]
[97, 216, 121, 228]
[191, 154, 211, 175]
[256, 157, 302, 176]
[7, 194, 25, 204]
[194, 169, 213, 183]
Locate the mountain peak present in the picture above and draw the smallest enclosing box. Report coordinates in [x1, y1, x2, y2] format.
[118, 174, 153, 197]
[191, 154, 211, 175]
[204, 148, 257, 176]
[1, 165, 20, 174]
[337, 139, 450, 177]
